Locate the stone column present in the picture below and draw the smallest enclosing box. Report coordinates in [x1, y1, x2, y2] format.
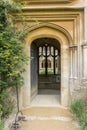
[74, 47, 78, 78]
[61, 45, 69, 107]
[84, 7, 87, 41]
[22, 46, 31, 108]
[82, 45, 87, 78]
[69, 45, 78, 100]
[70, 48, 73, 78]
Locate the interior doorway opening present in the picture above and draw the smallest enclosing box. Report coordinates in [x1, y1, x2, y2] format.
[31, 37, 61, 105]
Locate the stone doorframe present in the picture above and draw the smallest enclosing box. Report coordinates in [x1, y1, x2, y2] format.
[20, 23, 73, 108]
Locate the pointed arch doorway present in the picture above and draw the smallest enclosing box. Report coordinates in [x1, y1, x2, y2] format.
[31, 37, 61, 105]
[21, 24, 72, 107]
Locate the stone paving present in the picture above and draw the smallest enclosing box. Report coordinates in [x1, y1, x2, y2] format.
[17, 107, 79, 130]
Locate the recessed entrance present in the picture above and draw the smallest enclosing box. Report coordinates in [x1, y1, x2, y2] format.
[30, 37, 61, 106]
[21, 24, 71, 107]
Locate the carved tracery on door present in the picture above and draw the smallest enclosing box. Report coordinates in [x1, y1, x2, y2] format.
[36, 38, 61, 90]
[39, 44, 60, 75]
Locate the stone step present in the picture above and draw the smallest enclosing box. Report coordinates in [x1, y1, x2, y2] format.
[22, 107, 73, 118]
[16, 107, 78, 130]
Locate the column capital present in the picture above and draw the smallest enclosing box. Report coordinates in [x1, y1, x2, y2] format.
[69, 45, 78, 48]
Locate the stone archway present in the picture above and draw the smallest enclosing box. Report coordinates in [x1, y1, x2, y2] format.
[22, 23, 73, 108]
[31, 37, 61, 97]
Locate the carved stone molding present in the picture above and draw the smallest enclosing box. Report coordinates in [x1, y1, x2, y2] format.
[81, 43, 87, 46]
[23, 0, 72, 3]
[15, 0, 74, 4]
[69, 45, 78, 48]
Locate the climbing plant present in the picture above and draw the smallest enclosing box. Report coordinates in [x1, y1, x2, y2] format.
[0, 0, 29, 92]
[0, 0, 29, 120]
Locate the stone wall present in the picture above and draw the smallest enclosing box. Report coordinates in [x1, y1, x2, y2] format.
[12, 0, 87, 107]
